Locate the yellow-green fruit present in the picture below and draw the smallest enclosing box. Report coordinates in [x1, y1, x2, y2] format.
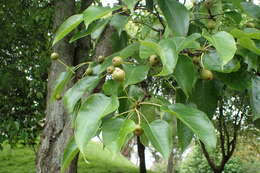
[207, 20, 216, 30]
[134, 124, 143, 136]
[106, 66, 115, 74]
[98, 56, 105, 63]
[201, 69, 213, 80]
[246, 22, 255, 28]
[204, 0, 214, 9]
[112, 67, 125, 82]
[55, 94, 62, 100]
[112, 56, 123, 67]
[85, 68, 93, 75]
[51, 52, 59, 60]
[149, 54, 160, 66]
[192, 56, 201, 65]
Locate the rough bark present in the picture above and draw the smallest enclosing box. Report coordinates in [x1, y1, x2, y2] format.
[36, 1, 76, 173]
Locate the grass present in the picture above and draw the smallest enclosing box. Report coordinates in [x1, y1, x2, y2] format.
[0, 142, 154, 173]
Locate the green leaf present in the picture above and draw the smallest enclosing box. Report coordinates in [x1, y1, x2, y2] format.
[110, 14, 128, 35]
[231, 28, 260, 40]
[102, 79, 121, 96]
[69, 19, 109, 43]
[83, 6, 121, 29]
[128, 85, 145, 101]
[91, 19, 110, 40]
[51, 69, 74, 101]
[173, 33, 201, 53]
[146, 0, 154, 11]
[53, 14, 83, 45]
[162, 103, 217, 150]
[123, 0, 137, 10]
[174, 55, 198, 97]
[75, 94, 118, 155]
[190, 80, 219, 119]
[251, 76, 260, 128]
[202, 51, 240, 73]
[63, 76, 100, 114]
[158, 0, 190, 36]
[238, 37, 260, 55]
[102, 118, 135, 153]
[241, 2, 260, 19]
[143, 120, 172, 159]
[61, 137, 79, 173]
[202, 31, 237, 66]
[119, 42, 140, 58]
[177, 120, 193, 152]
[123, 65, 150, 88]
[217, 70, 251, 91]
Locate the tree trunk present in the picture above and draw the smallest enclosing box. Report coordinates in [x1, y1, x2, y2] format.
[36, 1, 76, 173]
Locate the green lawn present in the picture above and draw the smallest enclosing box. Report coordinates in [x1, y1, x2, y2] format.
[0, 142, 153, 173]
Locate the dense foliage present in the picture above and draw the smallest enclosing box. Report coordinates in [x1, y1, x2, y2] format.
[0, 0, 52, 148]
[46, 0, 260, 172]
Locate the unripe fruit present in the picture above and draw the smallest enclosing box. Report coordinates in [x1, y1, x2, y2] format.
[98, 56, 105, 63]
[246, 22, 255, 28]
[192, 56, 201, 65]
[149, 54, 160, 66]
[51, 52, 59, 60]
[85, 67, 93, 75]
[134, 124, 143, 136]
[106, 66, 115, 74]
[204, 0, 214, 9]
[112, 56, 123, 67]
[55, 94, 62, 100]
[112, 67, 125, 82]
[201, 69, 213, 80]
[207, 20, 216, 30]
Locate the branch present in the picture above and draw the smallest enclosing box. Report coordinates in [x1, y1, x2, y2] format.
[200, 141, 218, 172]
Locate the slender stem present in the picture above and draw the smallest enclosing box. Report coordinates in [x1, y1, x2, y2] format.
[140, 102, 161, 107]
[137, 136, 147, 173]
[57, 59, 75, 74]
[115, 109, 134, 117]
[135, 108, 141, 125]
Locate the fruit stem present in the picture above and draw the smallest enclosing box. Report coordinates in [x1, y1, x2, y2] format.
[115, 109, 134, 117]
[135, 108, 141, 125]
[57, 59, 75, 74]
[139, 102, 161, 107]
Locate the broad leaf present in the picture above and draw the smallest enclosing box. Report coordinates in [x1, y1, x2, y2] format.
[110, 14, 128, 35]
[177, 120, 193, 152]
[238, 37, 260, 55]
[102, 79, 121, 96]
[143, 120, 172, 159]
[251, 76, 260, 128]
[61, 137, 79, 173]
[83, 6, 120, 29]
[203, 31, 237, 66]
[123, 0, 137, 10]
[91, 19, 110, 40]
[128, 85, 145, 101]
[51, 69, 74, 101]
[123, 65, 150, 88]
[63, 76, 100, 114]
[75, 94, 118, 155]
[162, 103, 217, 149]
[102, 118, 135, 153]
[217, 70, 251, 91]
[190, 80, 219, 119]
[241, 2, 260, 19]
[173, 33, 201, 53]
[53, 14, 83, 45]
[202, 51, 240, 73]
[174, 55, 198, 97]
[158, 0, 190, 36]
[231, 28, 260, 40]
